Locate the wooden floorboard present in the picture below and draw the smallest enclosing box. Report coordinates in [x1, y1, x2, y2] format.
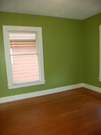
[0, 88, 101, 135]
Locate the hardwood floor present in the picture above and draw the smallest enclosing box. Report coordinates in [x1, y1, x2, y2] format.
[0, 88, 101, 135]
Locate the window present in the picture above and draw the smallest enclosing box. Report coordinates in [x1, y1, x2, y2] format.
[3, 26, 45, 89]
[99, 25, 101, 81]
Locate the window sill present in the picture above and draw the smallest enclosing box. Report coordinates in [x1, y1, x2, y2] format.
[8, 80, 46, 89]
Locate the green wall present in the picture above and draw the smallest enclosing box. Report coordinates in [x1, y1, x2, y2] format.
[0, 12, 83, 98]
[83, 13, 101, 88]
[0, 12, 101, 98]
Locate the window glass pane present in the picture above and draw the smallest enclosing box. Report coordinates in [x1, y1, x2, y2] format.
[9, 33, 37, 54]
[12, 55, 39, 83]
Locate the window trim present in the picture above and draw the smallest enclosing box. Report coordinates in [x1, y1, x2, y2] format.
[99, 25, 101, 81]
[3, 25, 45, 89]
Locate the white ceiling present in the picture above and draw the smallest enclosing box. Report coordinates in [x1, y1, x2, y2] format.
[0, 0, 101, 20]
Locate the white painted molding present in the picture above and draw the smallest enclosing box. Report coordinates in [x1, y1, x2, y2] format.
[99, 25, 101, 81]
[83, 83, 101, 93]
[0, 83, 83, 104]
[0, 83, 101, 104]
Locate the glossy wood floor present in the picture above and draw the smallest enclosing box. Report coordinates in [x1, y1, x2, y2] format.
[0, 88, 101, 135]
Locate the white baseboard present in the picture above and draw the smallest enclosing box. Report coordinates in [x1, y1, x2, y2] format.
[0, 83, 100, 104]
[83, 83, 101, 93]
[0, 83, 83, 104]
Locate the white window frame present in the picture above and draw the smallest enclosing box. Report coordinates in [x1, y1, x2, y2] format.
[3, 25, 45, 89]
[99, 25, 101, 81]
